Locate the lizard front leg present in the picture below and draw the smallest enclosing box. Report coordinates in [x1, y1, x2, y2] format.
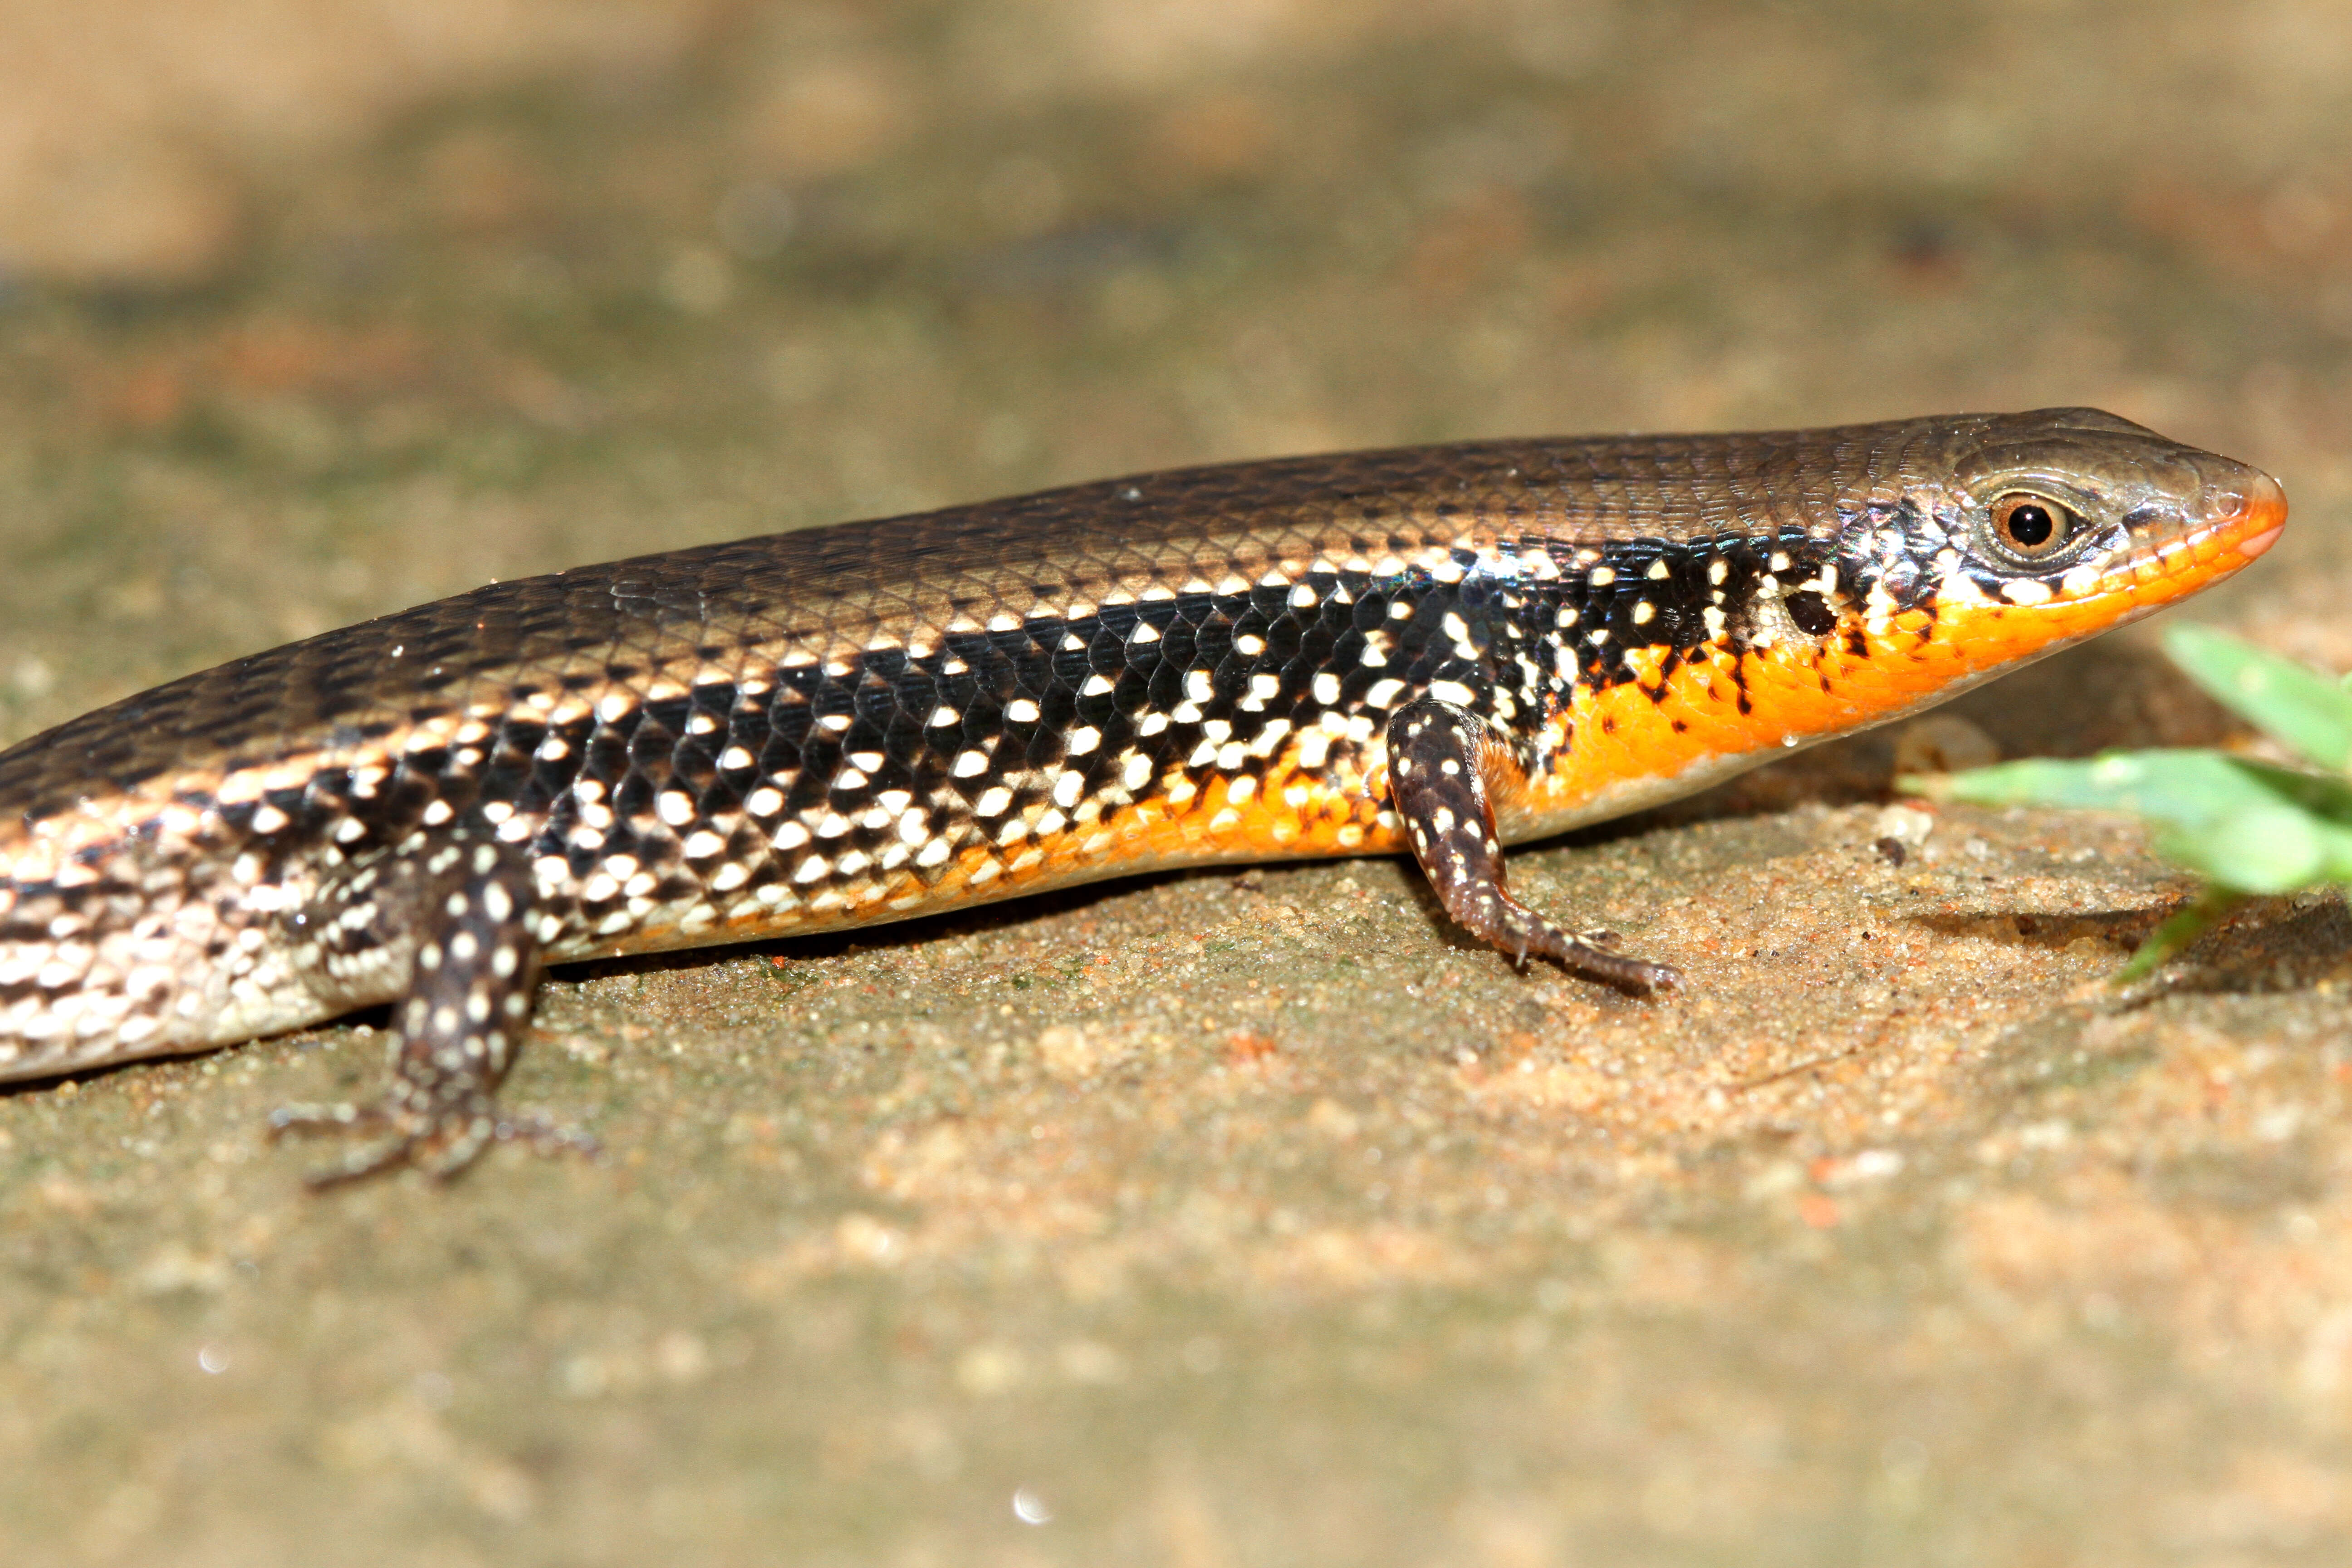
[1385, 697, 1679, 991]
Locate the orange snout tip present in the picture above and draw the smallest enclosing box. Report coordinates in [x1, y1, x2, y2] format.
[2231, 471, 2288, 559]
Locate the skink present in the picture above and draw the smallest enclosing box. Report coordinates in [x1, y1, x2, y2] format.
[0, 408, 2286, 1180]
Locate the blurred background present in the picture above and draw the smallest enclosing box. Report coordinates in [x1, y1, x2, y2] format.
[7, 4, 2352, 1565]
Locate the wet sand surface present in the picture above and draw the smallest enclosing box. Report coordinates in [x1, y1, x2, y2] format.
[5, 4, 2352, 1563]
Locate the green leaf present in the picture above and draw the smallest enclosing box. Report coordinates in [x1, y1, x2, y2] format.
[1901, 750, 2352, 893]
[2116, 887, 2247, 983]
[2154, 805, 2327, 892]
[1899, 635, 2352, 981]
[1911, 750, 2270, 826]
[2164, 624, 2352, 772]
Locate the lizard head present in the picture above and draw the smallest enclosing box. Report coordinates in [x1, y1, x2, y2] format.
[1516, 408, 2286, 832]
[1868, 406, 2287, 666]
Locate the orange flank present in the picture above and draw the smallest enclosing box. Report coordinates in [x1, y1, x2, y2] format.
[681, 742, 1401, 956]
[921, 751, 1402, 902]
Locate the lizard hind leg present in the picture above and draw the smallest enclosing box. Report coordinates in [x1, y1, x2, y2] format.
[270, 841, 595, 1187]
[1384, 696, 1680, 993]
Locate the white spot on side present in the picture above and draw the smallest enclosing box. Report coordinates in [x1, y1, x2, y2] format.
[1248, 718, 1291, 756]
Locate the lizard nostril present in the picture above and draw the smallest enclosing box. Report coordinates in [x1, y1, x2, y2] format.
[2216, 470, 2288, 558]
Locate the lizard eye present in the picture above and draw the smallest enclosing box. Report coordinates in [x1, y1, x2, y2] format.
[1986, 493, 2078, 560]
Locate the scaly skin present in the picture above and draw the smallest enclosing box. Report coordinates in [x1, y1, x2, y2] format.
[0, 407, 2286, 1180]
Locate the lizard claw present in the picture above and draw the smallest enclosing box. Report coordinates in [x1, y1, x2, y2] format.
[270, 1097, 597, 1188]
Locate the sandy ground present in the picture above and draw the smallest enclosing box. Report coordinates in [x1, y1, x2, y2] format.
[5, 3, 2352, 1563]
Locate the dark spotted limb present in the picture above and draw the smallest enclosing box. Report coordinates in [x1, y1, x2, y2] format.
[270, 843, 594, 1186]
[1386, 697, 1680, 991]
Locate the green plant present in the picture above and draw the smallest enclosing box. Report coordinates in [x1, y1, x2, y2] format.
[1900, 625, 2352, 981]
